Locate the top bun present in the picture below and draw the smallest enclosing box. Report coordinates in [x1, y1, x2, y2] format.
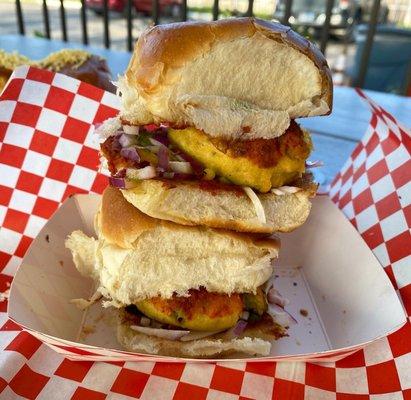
[120, 18, 332, 140]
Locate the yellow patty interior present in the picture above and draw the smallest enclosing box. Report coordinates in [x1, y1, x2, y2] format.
[168, 127, 309, 192]
[135, 290, 243, 331]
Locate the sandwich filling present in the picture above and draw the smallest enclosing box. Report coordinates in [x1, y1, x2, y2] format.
[98, 120, 312, 193]
[120, 286, 288, 343]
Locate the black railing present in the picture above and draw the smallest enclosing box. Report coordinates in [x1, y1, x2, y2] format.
[80, 0, 89, 45]
[354, 0, 381, 87]
[103, 0, 110, 48]
[319, 0, 334, 54]
[281, 0, 292, 26]
[41, 0, 51, 39]
[212, 0, 219, 21]
[59, 0, 68, 42]
[126, 0, 133, 51]
[13, 0, 384, 89]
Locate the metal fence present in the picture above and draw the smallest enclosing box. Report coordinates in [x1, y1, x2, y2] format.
[14, 0, 383, 88]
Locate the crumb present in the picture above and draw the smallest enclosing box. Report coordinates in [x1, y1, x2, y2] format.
[59, 261, 64, 267]
[308, 317, 312, 321]
[296, 340, 301, 346]
[82, 325, 95, 335]
[80, 324, 96, 341]
[343, 310, 346, 314]
[293, 282, 297, 286]
[45, 234, 50, 243]
[309, 330, 312, 334]
[300, 309, 308, 317]
[274, 274, 279, 278]
[321, 295, 326, 301]
[399, 195, 402, 199]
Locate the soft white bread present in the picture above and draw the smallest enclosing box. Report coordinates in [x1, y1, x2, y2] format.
[121, 177, 317, 233]
[120, 18, 332, 140]
[65, 186, 279, 304]
[118, 312, 271, 358]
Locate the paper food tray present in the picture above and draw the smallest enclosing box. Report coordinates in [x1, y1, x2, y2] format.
[7, 194, 406, 363]
[2, 66, 409, 364]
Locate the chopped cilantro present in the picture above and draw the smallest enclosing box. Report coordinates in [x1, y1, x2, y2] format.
[137, 131, 152, 147]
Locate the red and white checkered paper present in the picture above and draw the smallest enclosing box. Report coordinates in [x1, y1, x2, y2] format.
[0, 66, 410, 399]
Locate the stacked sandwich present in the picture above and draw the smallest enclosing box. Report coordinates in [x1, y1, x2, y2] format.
[66, 18, 332, 358]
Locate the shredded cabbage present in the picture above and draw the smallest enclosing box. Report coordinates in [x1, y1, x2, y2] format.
[243, 186, 266, 224]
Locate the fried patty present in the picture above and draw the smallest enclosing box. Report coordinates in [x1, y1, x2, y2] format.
[135, 288, 243, 331]
[101, 122, 312, 192]
[210, 121, 310, 168]
[168, 124, 311, 192]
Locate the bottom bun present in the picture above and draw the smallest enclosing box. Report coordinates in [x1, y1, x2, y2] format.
[117, 309, 287, 358]
[117, 324, 271, 358]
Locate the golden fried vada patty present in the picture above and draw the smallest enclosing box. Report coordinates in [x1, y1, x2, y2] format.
[209, 121, 310, 169]
[135, 288, 244, 331]
[101, 121, 312, 192]
[168, 122, 312, 192]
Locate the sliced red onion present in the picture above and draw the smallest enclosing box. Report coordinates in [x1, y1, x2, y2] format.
[233, 319, 248, 336]
[119, 133, 137, 148]
[267, 304, 298, 327]
[123, 125, 139, 135]
[109, 176, 126, 189]
[120, 147, 140, 162]
[126, 166, 157, 180]
[306, 160, 324, 168]
[267, 286, 289, 308]
[265, 285, 296, 327]
[157, 145, 169, 170]
[130, 325, 190, 340]
[179, 330, 223, 342]
[169, 161, 193, 174]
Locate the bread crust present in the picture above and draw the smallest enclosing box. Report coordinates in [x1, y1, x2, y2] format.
[100, 185, 280, 249]
[122, 18, 332, 139]
[127, 18, 332, 107]
[121, 177, 317, 234]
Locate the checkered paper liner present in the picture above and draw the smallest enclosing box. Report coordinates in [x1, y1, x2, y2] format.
[0, 66, 410, 399]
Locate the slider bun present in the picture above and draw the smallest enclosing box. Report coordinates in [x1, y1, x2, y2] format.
[122, 178, 317, 234]
[100, 185, 278, 249]
[117, 309, 271, 358]
[66, 186, 279, 303]
[121, 18, 332, 140]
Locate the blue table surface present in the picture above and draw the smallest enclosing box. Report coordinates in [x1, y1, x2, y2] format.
[1, 34, 411, 187]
